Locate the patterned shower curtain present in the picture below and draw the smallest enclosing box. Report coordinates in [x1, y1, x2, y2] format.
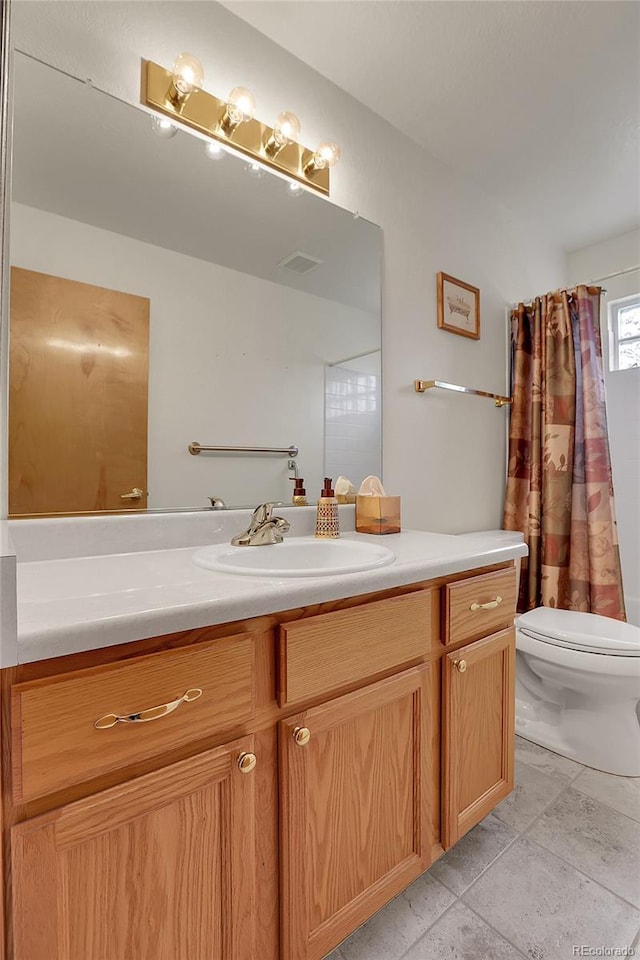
[503, 285, 626, 620]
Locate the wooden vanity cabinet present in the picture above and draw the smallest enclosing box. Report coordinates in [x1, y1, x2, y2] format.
[2, 561, 518, 960]
[441, 628, 515, 848]
[279, 666, 432, 960]
[11, 736, 259, 960]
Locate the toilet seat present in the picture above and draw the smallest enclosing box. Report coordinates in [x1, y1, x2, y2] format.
[516, 607, 640, 657]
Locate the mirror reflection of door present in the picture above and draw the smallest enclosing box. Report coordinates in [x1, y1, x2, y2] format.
[9, 267, 150, 516]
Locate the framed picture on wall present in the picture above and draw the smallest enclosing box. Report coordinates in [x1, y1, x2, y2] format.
[437, 272, 480, 340]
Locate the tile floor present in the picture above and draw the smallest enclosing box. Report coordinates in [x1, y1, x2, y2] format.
[325, 737, 640, 960]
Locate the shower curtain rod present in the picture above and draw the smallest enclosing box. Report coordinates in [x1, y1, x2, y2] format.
[514, 265, 640, 308]
[590, 264, 640, 284]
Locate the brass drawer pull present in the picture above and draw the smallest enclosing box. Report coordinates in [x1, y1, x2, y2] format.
[470, 595, 503, 612]
[293, 726, 311, 747]
[237, 752, 257, 774]
[453, 659, 467, 673]
[94, 688, 203, 729]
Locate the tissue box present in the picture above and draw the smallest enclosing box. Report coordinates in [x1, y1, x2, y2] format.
[355, 495, 401, 535]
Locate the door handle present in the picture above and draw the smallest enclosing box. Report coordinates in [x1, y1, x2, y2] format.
[120, 487, 144, 500]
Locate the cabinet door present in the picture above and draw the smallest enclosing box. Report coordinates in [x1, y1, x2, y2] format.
[442, 627, 515, 849]
[279, 665, 433, 960]
[11, 736, 257, 960]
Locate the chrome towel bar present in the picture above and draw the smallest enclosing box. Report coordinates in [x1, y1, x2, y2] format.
[189, 442, 299, 457]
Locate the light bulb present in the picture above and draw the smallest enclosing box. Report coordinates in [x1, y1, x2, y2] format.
[247, 160, 264, 179]
[227, 86, 256, 125]
[288, 181, 304, 197]
[151, 115, 178, 139]
[171, 53, 204, 97]
[313, 140, 342, 169]
[273, 111, 301, 147]
[205, 141, 226, 160]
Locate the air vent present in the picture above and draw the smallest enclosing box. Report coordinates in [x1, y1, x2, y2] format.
[278, 251, 323, 275]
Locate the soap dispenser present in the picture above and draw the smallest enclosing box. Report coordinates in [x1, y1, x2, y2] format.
[289, 477, 308, 506]
[314, 477, 340, 539]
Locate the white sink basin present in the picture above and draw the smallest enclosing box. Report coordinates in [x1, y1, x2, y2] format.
[193, 536, 395, 578]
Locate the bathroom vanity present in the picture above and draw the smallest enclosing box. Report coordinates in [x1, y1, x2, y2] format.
[0, 513, 524, 960]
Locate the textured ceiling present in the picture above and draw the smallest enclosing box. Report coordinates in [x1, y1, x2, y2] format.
[222, 0, 640, 254]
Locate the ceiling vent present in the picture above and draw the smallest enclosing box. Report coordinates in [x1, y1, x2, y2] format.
[278, 251, 323, 275]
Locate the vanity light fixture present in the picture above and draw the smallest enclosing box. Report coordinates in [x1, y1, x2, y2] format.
[219, 86, 256, 134]
[141, 57, 339, 195]
[150, 115, 178, 139]
[264, 110, 301, 158]
[247, 160, 264, 179]
[205, 140, 225, 160]
[168, 52, 205, 106]
[304, 140, 342, 175]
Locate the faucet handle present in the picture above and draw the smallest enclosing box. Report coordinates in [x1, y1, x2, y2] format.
[251, 502, 274, 525]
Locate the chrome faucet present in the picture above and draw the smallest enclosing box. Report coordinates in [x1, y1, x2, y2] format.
[230, 502, 291, 546]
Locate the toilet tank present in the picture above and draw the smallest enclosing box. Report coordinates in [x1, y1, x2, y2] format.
[454, 530, 524, 599]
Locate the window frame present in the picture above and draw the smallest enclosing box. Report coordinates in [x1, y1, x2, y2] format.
[608, 293, 640, 371]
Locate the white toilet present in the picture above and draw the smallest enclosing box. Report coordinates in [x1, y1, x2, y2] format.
[516, 606, 640, 777]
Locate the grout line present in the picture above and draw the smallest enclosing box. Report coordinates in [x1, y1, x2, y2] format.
[517, 777, 640, 914]
[462, 899, 530, 959]
[396, 897, 463, 960]
[568, 780, 640, 827]
[433, 827, 521, 898]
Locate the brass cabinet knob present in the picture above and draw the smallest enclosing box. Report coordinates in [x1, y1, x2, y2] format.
[293, 726, 311, 747]
[237, 752, 257, 774]
[453, 659, 467, 673]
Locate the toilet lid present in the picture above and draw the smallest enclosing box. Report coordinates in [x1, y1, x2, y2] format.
[516, 607, 640, 656]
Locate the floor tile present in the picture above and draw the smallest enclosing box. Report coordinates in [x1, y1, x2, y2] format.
[428, 812, 518, 895]
[493, 759, 566, 832]
[515, 735, 584, 784]
[572, 766, 640, 823]
[324, 952, 344, 960]
[339, 872, 454, 960]
[528, 788, 640, 908]
[402, 901, 526, 960]
[464, 836, 640, 959]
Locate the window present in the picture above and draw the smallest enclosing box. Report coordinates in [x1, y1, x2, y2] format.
[608, 295, 640, 370]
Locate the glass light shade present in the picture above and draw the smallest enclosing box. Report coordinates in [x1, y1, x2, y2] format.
[205, 141, 225, 160]
[247, 160, 264, 179]
[171, 53, 204, 96]
[273, 111, 301, 147]
[151, 115, 178, 139]
[313, 141, 342, 169]
[227, 86, 256, 125]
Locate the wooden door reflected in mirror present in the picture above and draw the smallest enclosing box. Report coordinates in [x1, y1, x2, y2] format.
[9, 267, 149, 516]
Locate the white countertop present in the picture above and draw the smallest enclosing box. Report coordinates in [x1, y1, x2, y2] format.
[12, 518, 526, 664]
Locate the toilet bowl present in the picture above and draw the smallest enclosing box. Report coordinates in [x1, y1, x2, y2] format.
[516, 607, 640, 776]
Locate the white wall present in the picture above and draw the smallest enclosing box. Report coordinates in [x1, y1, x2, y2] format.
[567, 229, 640, 624]
[11, 202, 377, 508]
[7, 0, 567, 532]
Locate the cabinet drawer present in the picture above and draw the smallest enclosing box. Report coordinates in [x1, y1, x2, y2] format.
[278, 590, 433, 706]
[12, 632, 256, 803]
[443, 567, 516, 647]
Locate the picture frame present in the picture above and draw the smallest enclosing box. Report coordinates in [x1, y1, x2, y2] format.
[437, 272, 480, 340]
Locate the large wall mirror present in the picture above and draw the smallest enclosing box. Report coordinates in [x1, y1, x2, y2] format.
[8, 53, 382, 516]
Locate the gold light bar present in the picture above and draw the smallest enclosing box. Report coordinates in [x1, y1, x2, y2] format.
[140, 60, 330, 196]
[414, 379, 513, 408]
